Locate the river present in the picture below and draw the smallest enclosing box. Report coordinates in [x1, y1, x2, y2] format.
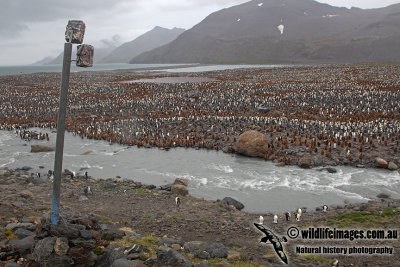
[1, 129, 399, 213]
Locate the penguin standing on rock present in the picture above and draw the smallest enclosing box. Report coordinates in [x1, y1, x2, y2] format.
[323, 205, 328, 212]
[175, 197, 181, 208]
[259, 215, 264, 225]
[84, 186, 92, 195]
[285, 212, 291, 221]
[273, 214, 278, 224]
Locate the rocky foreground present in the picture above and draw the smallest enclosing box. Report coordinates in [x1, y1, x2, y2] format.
[1, 167, 400, 267]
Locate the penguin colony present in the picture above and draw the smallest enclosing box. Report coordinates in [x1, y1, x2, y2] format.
[0, 65, 399, 168]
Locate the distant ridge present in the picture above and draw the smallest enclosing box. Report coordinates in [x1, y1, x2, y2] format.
[100, 26, 185, 63]
[130, 0, 400, 64]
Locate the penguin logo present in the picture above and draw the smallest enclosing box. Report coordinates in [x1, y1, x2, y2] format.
[254, 223, 288, 264]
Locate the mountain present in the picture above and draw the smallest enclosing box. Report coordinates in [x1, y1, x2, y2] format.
[130, 0, 400, 64]
[31, 56, 54, 65]
[100, 26, 185, 63]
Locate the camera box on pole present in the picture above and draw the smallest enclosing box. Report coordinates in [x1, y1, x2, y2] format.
[76, 44, 94, 67]
[65, 20, 85, 44]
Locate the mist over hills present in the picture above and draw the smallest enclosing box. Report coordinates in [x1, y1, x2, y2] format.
[100, 26, 185, 63]
[130, 0, 400, 64]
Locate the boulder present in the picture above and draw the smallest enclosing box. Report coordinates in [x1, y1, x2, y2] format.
[8, 235, 35, 254]
[174, 178, 189, 186]
[388, 162, 399, 170]
[100, 229, 125, 241]
[30, 145, 55, 153]
[375, 158, 388, 168]
[54, 237, 69, 256]
[171, 184, 188, 196]
[318, 167, 337, 174]
[299, 156, 313, 169]
[377, 193, 390, 199]
[236, 131, 267, 157]
[112, 258, 136, 267]
[206, 243, 228, 259]
[33, 237, 57, 262]
[157, 246, 192, 267]
[221, 197, 244, 211]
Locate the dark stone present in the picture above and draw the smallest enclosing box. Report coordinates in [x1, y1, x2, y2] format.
[96, 249, 125, 267]
[14, 228, 35, 239]
[33, 237, 57, 262]
[221, 197, 244, 210]
[80, 229, 93, 239]
[101, 229, 125, 241]
[206, 243, 228, 259]
[157, 246, 192, 267]
[45, 254, 74, 267]
[159, 184, 172, 191]
[104, 182, 117, 189]
[68, 247, 97, 266]
[377, 193, 390, 199]
[145, 184, 156, 190]
[70, 238, 96, 250]
[49, 224, 80, 239]
[112, 258, 135, 267]
[318, 167, 337, 174]
[158, 238, 184, 247]
[8, 235, 35, 254]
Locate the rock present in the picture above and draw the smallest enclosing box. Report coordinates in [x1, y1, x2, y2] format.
[45, 254, 74, 267]
[275, 162, 285, 167]
[0, 169, 9, 176]
[157, 246, 192, 267]
[206, 243, 228, 259]
[112, 258, 136, 267]
[14, 228, 35, 239]
[159, 184, 172, 191]
[49, 224, 80, 239]
[80, 229, 93, 239]
[221, 197, 244, 211]
[33, 237, 57, 262]
[70, 238, 96, 250]
[100, 229, 125, 241]
[8, 235, 35, 254]
[5, 261, 20, 267]
[171, 184, 188, 196]
[54, 237, 69, 256]
[6, 222, 36, 231]
[68, 247, 97, 266]
[20, 189, 34, 198]
[318, 167, 337, 174]
[158, 238, 184, 247]
[236, 130, 267, 157]
[388, 162, 399, 170]
[30, 145, 55, 153]
[377, 193, 390, 199]
[299, 155, 313, 169]
[375, 157, 388, 168]
[96, 249, 125, 267]
[184, 241, 209, 258]
[171, 244, 182, 251]
[174, 178, 189, 186]
[104, 182, 117, 189]
[79, 195, 89, 202]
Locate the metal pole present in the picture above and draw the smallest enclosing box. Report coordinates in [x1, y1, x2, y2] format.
[51, 42, 72, 225]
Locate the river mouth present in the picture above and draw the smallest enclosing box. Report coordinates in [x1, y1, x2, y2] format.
[1, 128, 399, 213]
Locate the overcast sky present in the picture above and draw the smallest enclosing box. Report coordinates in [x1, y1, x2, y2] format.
[1, 0, 399, 66]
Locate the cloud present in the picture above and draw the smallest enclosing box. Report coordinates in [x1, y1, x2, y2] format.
[0, 0, 136, 37]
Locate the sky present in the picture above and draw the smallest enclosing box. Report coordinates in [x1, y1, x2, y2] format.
[0, 0, 399, 65]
